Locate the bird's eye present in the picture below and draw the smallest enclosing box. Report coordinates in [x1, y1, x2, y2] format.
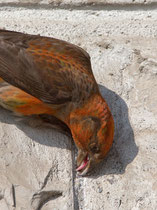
[89, 142, 100, 153]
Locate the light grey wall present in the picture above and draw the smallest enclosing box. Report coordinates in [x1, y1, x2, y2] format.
[0, 1, 157, 210]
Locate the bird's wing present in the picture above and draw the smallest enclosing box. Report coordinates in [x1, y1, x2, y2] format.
[0, 30, 97, 105]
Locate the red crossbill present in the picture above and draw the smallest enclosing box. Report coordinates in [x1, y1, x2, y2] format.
[0, 30, 114, 175]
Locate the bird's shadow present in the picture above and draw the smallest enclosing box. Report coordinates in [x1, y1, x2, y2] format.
[0, 108, 71, 151]
[89, 85, 138, 178]
[0, 84, 138, 177]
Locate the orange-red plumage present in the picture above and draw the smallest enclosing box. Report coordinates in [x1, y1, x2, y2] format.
[0, 83, 54, 115]
[0, 30, 114, 175]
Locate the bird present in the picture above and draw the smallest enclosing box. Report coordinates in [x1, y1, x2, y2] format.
[0, 30, 114, 176]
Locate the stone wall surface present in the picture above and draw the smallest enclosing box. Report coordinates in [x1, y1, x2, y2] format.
[0, 0, 157, 6]
[0, 1, 157, 210]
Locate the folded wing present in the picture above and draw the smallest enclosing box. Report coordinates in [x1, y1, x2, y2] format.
[0, 30, 97, 106]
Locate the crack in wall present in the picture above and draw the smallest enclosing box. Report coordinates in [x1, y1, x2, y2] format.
[40, 167, 53, 191]
[31, 165, 63, 210]
[70, 140, 79, 210]
[31, 190, 62, 210]
[0, 2, 157, 11]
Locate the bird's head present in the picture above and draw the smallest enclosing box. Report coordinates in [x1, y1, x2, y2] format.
[69, 95, 114, 176]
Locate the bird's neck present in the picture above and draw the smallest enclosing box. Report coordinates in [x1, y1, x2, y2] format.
[65, 94, 111, 128]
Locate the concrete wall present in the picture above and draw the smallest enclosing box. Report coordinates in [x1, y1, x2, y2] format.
[0, 1, 157, 210]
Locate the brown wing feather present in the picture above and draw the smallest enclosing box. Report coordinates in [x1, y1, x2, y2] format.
[0, 30, 97, 106]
